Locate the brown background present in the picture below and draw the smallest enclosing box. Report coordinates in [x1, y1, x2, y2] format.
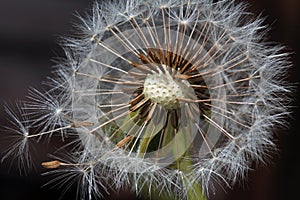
[0, 0, 299, 199]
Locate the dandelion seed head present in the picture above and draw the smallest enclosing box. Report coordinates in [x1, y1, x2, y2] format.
[3, 0, 292, 199]
[66, 0, 291, 197]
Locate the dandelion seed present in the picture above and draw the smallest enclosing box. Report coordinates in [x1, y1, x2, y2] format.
[1, 104, 33, 172]
[2, 0, 292, 200]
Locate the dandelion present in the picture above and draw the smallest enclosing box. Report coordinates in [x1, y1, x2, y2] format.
[1, 0, 291, 200]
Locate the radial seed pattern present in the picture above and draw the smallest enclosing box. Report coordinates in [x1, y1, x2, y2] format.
[2, 0, 291, 200]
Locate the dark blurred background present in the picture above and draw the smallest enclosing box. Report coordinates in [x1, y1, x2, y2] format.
[0, 0, 299, 200]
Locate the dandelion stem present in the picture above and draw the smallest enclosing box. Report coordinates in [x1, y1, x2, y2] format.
[137, 109, 207, 200]
[174, 126, 207, 200]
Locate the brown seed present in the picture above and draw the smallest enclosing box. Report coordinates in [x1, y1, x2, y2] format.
[116, 135, 134, 148]
[42, 160, 61, 169]
[139, 53, 152, 64]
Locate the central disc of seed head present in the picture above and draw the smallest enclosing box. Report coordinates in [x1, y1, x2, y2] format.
[143, 65, 187, 109]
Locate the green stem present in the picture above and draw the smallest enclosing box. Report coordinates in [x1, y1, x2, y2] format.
[165, 117, 207, 200]
[179, 155, 207, 200]
[137, 113, 207, 200]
